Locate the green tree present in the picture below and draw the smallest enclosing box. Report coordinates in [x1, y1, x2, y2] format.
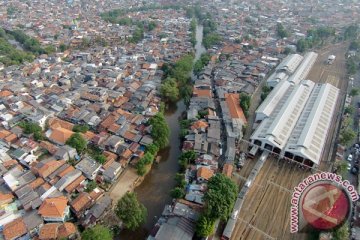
[136, 161, 146, 176]
[349, 40, 360, 51]
[94, 155, 106, 164]
[33, 131, 44, 141]
[332, 223, 349, 240]
[175, 173, 186, 188]
[170, 187, 185, 198]
[203, 174, 238, 221]
[283, 47, 293, 54]
[347, 59, 357, 75]
[19, 122, 42, 135]
[44, 45, 56, 54]
[146, 144, 159, 155]
[344, 25, 359, 40]
[160, 78, 179, 102]
[141, 152, 154, 165]
[239, 93, 251, 116]
[149, 113, 170, 149]
[344, 106, 354, 115]
[296, 38, 307, 52]
[7, 6, 17, 16]
[85, 180, 97, 192]
[59, 43, 68, 52]
[73, 124, 89, 133]
[148, 21, 157, 31]
[115, 192, 147, 231]
[81, 225, 113, 240]
[339, 128, 356, 146]
[277, 23, 289, 38]
[178, 151, 197, 171]
[196, 214, 215, 237]
[66, 133, 87, 153]
[350, 88, 359, 96]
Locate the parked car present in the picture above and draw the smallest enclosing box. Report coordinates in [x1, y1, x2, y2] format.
[351, 166, 359, 174]
[347, 154, 353, 162]
[347, 163, 352, 170]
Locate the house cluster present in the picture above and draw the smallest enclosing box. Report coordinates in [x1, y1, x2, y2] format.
[147, 200, 201, 240]
[0, 0, 193, 50]
[206, 0, 360, 53]
[0, 116, 118, 238]
[0, 2, 198, 240]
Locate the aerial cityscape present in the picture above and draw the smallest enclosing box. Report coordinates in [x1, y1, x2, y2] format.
[0, 0, 359, 239]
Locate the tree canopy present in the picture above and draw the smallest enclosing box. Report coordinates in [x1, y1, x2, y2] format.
[196, 214, 215, 237]
[276, 23, 289, 38]
[18, 121, 44, 141]
[0, 28, 34, 66]
[149, 113, 170, 149]
[115, 192, 147, 231]
[81, 225, 113, 240]
[203, 174, 238, 221]
[178, 150, 197, 171]
[332, 223, 349, 240]
[66, 133, 87, 153]
[239, 93, 251, 117]
[350, 88, 359, 96]
[73, 124, 89, 133]
[160, 78, 179, 102]
[339, 128, 356, 146]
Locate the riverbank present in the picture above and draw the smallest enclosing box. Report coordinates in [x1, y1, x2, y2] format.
[117, 23, 205, 240]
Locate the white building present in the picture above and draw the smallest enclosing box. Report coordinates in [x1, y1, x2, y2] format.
[251, 79, 339, 166]
[255, 80, 292, 122]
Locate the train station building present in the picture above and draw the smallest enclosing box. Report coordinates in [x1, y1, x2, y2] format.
[251, 52, 340, 166]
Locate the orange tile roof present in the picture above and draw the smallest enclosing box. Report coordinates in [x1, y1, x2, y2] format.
[124, 131, 136, 141]
[100, 114, 118, 129]
[103, 158, 115, 170]
[122, 149, 132, 159]
[0, 129, 11, 139]
[58, 166, 75, 178]
[222, 163, 233, 178]
[191, 120, 209, 131]
[115, 108, 132, 119]
[193, 88, 212, 98]
[37, 160, 65, 178]
[38, 196, 68, 218]
[49, 128, 74, 145]
[39, 141, 58, 155]
[48, 118, 74, 131]
[70, 192, 92, 213]
[103, 151, 117, 161]
[108, 123, 120, 133]
[0, 90, 13, 98]
[0, 192, 14, 204]
[4, 133, 17, 143]
[58, 222, 77, 239]
[2, 159, 17, 169]
[39, 223, 59, 240]
[65, 175, 85, 193]
[3, 218, 27, 240]
[197, 167, 214, 181]
[30, 177, 45, 189]
[82, 131, 96, 141]
[89, 188, 104, 201]
[224, 93, 247, 124]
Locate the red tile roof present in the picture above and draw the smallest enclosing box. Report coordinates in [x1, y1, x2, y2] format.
[38, 196, 68, 218]
[3, 218, 27, 240]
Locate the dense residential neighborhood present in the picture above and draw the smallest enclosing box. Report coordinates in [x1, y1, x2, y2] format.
[0, 0, 360, 240]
